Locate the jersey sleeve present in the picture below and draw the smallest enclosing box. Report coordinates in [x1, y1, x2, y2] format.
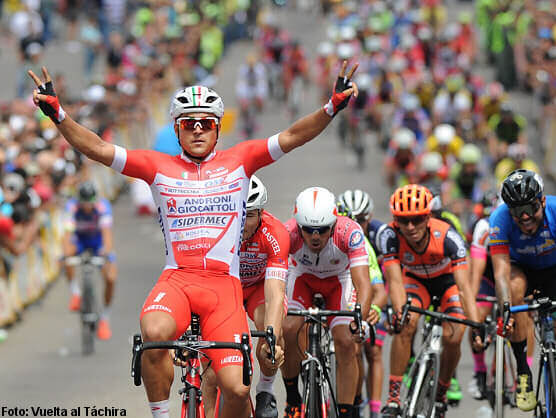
[97, 199, 113, 229]
[63, 199, 77, 232]
[264, 219, 290, 283]
[109, 145, 159, 184]
[365, 237, 383, 284]
[341, 221, 369, 268]
[284, 218, 302, 254]
[444, 227, 468, 270]
[488, 205, 511, 255]
[470, 218, 489, 260]
[377, 226, 400, 267]
[232, 135, 285, 177]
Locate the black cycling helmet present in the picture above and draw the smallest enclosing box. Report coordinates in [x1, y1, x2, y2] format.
[501, 169, 543, 207]
[78, 181, 97, 202]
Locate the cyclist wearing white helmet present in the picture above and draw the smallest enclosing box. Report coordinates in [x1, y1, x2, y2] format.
[29, 60, 358, 418]
[384, 128, 418, 188]
[281, 187, 373, 418]
[203, 175, 290, 418]
[338, 190, 388, 418]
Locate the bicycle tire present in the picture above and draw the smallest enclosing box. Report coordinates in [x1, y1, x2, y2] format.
[547, 346, 556, 415]
[405, 355, 439, 418]
[81, 274, 95, 355]
[494, 335, 505, 418]
[185, 386, 197, 418]
[302, 360, 321, 418]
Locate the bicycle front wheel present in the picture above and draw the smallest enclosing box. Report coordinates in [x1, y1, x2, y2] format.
[494, 335, 505, 418]
[546, 345, 556, 415]
[404, 354, 439, 418]
[302, 361, 322, 418]
[182, 386, 197, 418]
[81, 275, 95, 355]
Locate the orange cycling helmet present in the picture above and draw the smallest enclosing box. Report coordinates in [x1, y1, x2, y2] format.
[390, 184, 433, 216]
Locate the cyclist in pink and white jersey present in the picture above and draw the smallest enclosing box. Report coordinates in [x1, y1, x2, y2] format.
[202, 175, 289, 418]
[281, 187, 376, 418]
[29, 62, 359, 418]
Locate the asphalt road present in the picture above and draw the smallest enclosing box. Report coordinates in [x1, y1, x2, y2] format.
[0, 3, 546, 417]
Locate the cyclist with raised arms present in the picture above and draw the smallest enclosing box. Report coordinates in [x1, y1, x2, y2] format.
[337, 189, 388, 418]
[63, 181, 117, 340]
[28, 62, 358, 418]
[202, 175, 289, 418]
[489, 169, 556, 412]
[379, 184, 482, 418]
[281, 187, 375, 418]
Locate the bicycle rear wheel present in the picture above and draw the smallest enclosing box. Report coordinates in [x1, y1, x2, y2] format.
[81, 274, 95, 355]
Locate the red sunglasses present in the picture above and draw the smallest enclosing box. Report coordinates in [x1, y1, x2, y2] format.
[177, 117, 218, 131]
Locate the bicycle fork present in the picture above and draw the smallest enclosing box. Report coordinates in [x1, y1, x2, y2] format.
[301, 354, 327, 418]
[408, 324, 443, 417]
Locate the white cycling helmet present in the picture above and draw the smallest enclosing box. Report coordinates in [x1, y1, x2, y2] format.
[392, 128, 416, 150]
[434, 124, 456, 146]
[421, 151, 443, 173]
[317, 41, 335, 57]
[246, 175, 268, 210]
[169, 86, 224, 120]
[340, 26, 356, 41]
[338, 189, 374, 217]
[294, 187, 337, 228]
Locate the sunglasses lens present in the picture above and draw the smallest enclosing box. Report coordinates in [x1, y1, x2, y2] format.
[396, 215, 426, 225]
[302, 226, 330, 234]
[510, 201, 540, 218]
[179, 118, 217, 131]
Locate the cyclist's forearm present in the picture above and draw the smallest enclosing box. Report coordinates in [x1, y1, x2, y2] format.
[351, 266, 372, 316]
[454, 268, 479, 322]
[384, 264, 406, 312]
[492, 253, 512, 306]
[278, 108, 331, 153]
[263, 279, 286, 338]
[57, 116, 115, 166]
[371, 283, 388, 309]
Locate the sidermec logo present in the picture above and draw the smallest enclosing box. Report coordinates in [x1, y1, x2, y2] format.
[177, 242, 211, 251]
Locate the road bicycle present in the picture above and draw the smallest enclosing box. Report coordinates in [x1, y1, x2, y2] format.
[132, 313, 275, 418]
[396, 296, 485, 418]
[509, 296, 556, 417]
[65, 251, 106, 355]
[288, 295, 374, 418]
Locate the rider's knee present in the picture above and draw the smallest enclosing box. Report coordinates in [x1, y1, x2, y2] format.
[333, 331, 357, 359]
[220, 380, 250, 401]
[141, 317, 175, 344]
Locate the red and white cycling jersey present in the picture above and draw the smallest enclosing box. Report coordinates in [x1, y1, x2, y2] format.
[110, 135, 284, 278]
[284, 216, 369, 278]
[240, 210, 290, 287]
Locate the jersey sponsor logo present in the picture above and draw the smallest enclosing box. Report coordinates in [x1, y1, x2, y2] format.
[221, 355, 242, 365]
[167, 198, 177, 212]
[266, 267, 287, 281]
[144, 304, 172, 313]
[515, 240, 556, 255]
[446, 229, 466, 258]
[177, 242, 211, 251]
[171, 215, 230, 228]
[403, 251, 415, 263]
[378, 227, 396, 254]
[433, 230, 441, 238]
[262, 226, 281, 255]
[331, 259, 340, 265]
[301, 254, 312, 265]
[206, 167, 228, 178]
[349, 230, 364, 249]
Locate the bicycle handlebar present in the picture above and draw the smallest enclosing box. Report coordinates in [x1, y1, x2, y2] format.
[510, 297, 556, 314]
[131, 333, 253, 387]
[287, 304, 375, 345]
[251, 326, 276, 365]
[405, 304, 485, 330]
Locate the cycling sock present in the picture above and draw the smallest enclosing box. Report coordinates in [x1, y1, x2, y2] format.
[527, 356, 533, 368]
[511, 339, 530, 375]
[436, 379, 450, 402]
[283, 376, 301, 406]
[338, 404, 353, 418]
[149, 400, 169, 418]
[369, 400, 381, 413]
[256, 372, 276, 395]
[473, 352, 487, 373]
[387, 375, 402, 405]
[70, 280, 80, 296]
[100, 306, 111, 321]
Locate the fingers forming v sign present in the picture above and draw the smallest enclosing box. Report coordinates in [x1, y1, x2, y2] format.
[338, 60, 359, 98]
[28, 66, 53, 105]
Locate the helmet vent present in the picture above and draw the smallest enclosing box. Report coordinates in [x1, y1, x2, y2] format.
[177, 97, 189, 104]
[206, 96, 217, 103]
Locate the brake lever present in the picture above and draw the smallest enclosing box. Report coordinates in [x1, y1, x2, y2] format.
[241, 333, 252, 386]
[265, 326, 276, 365]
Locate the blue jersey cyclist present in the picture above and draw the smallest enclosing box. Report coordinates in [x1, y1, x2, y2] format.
[489, 169, 556, 412]
[63, 181, 117, 340]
